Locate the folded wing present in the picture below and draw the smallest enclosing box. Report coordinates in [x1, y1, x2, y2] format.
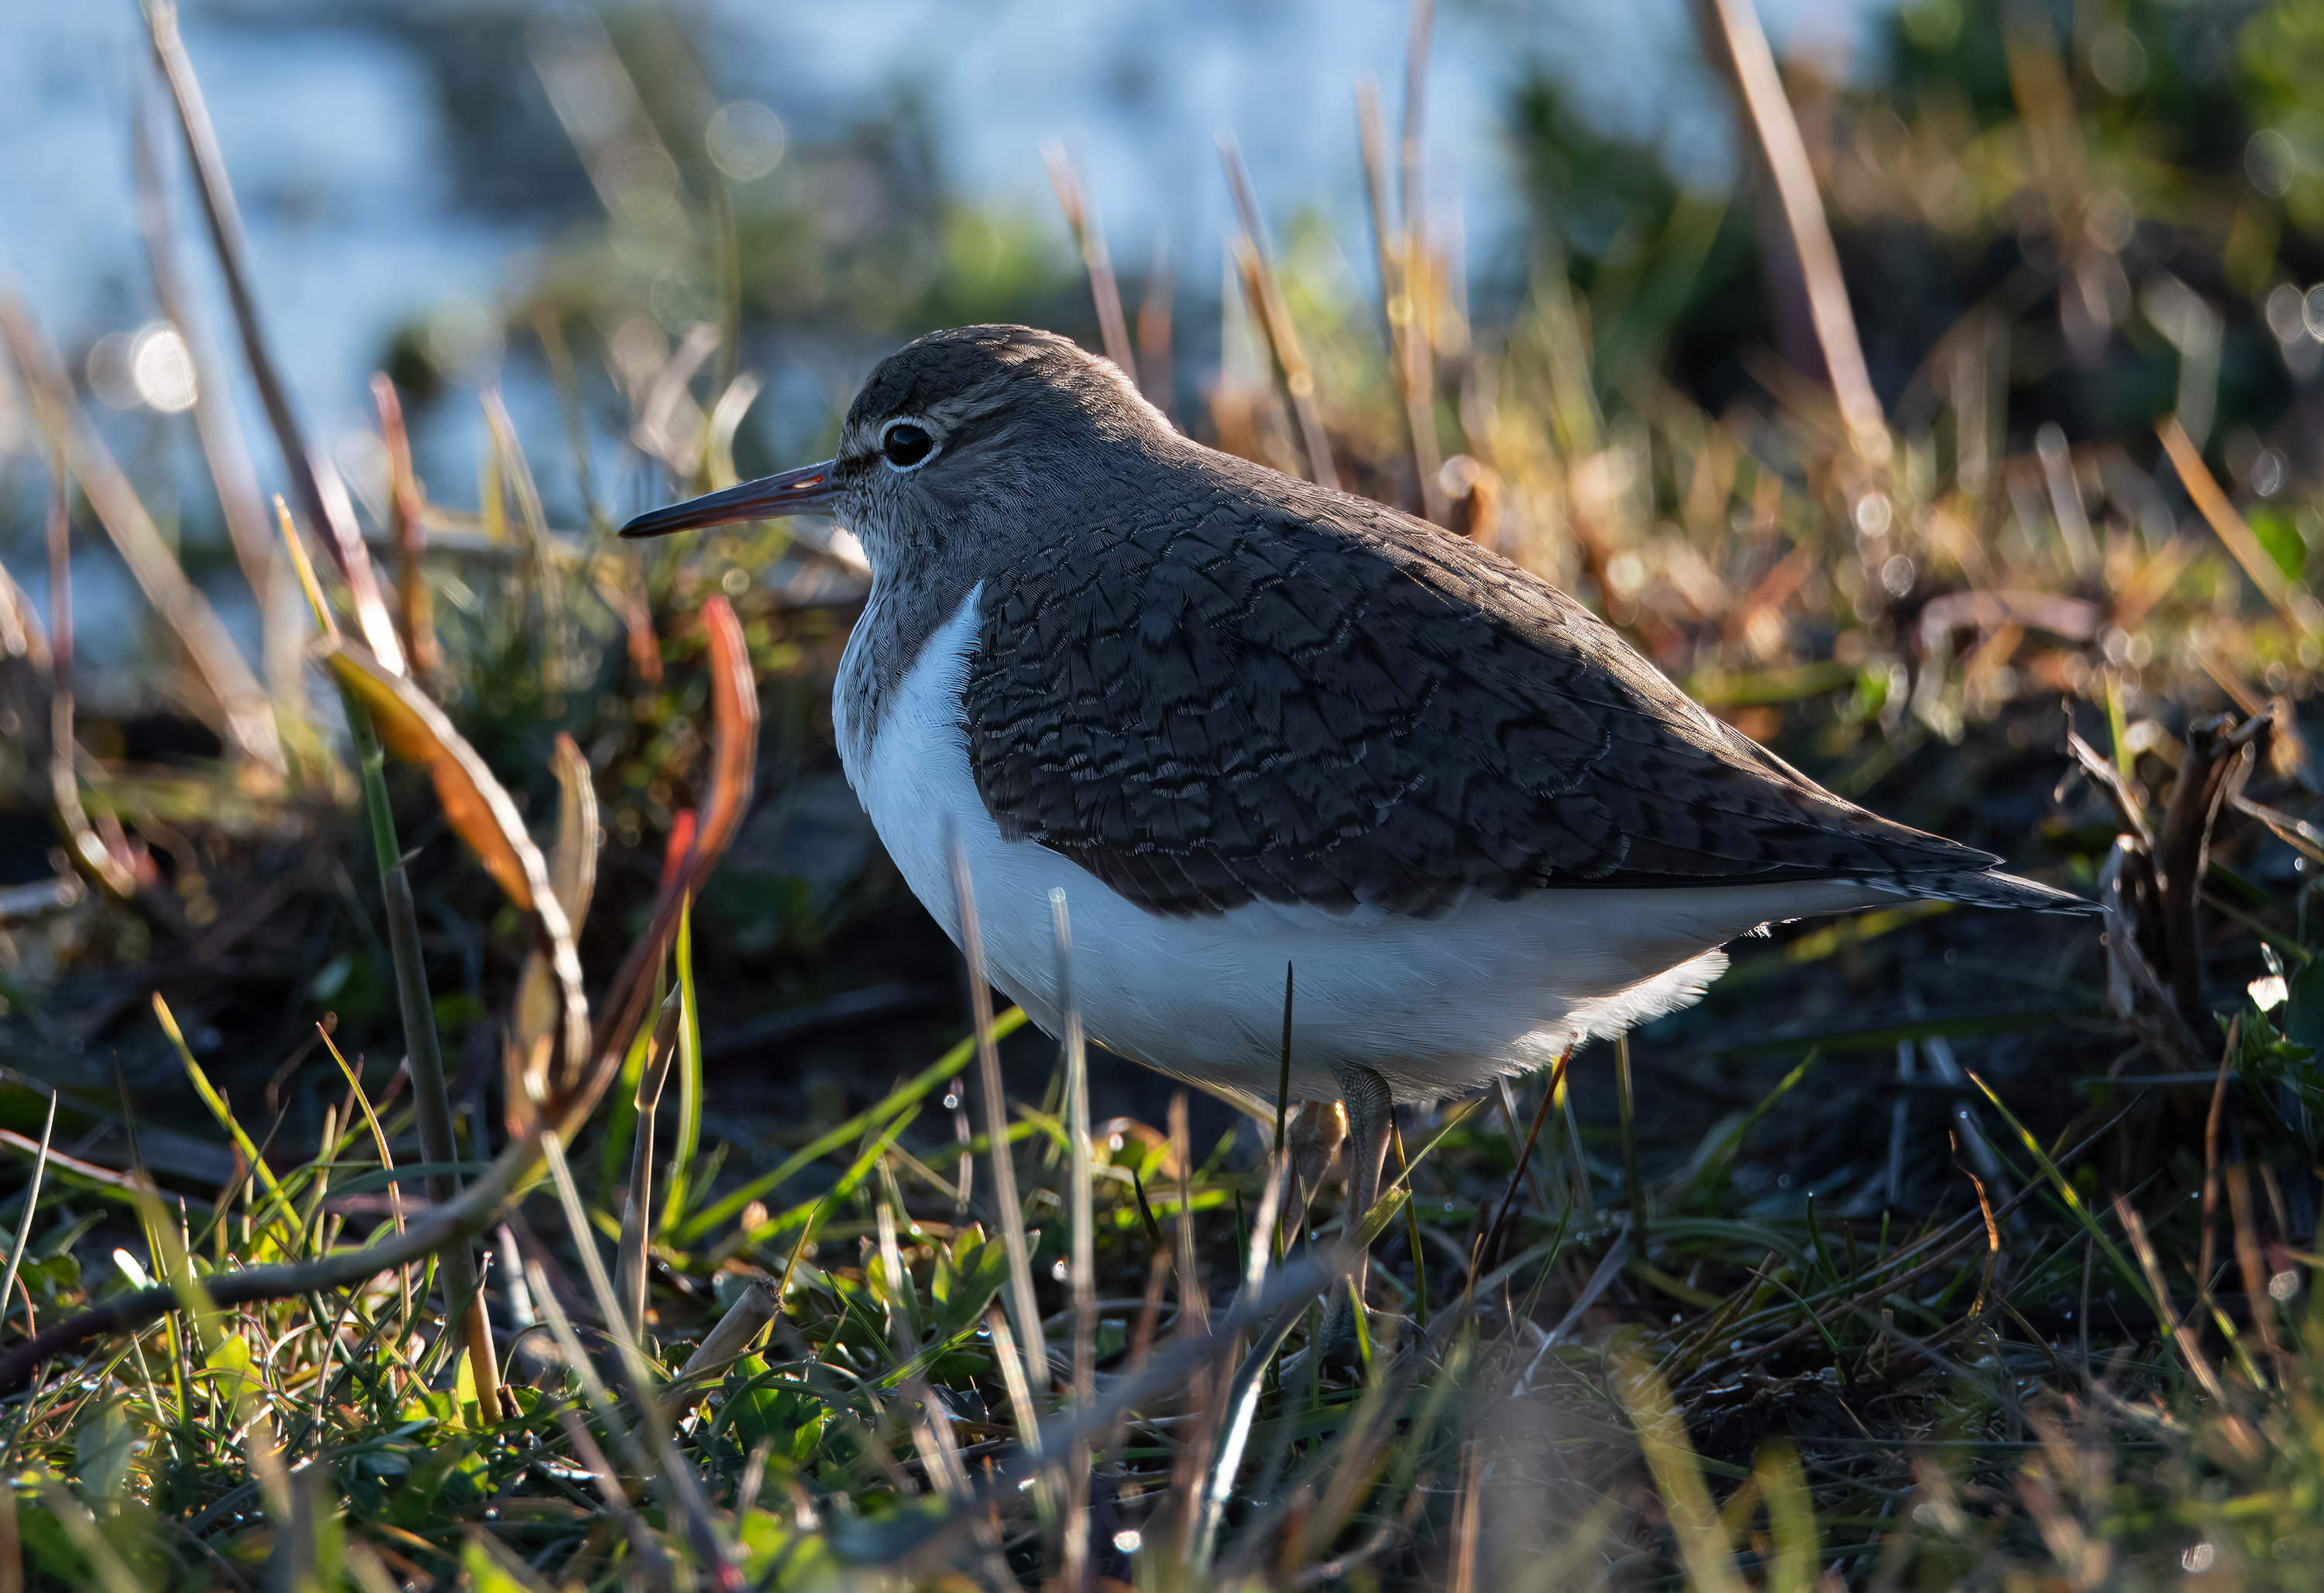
[964, 459, 2064, 919]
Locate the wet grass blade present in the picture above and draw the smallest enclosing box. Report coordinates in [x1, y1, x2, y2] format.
[769, 1107, 921, 1303]
[1669, 1051, 1819, 1208]
[1193, 1160, 1290, 1571]
[985, 1305, 1044, 1468]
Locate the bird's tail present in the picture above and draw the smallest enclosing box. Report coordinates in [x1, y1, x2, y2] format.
[1869, 868, 2096, 915]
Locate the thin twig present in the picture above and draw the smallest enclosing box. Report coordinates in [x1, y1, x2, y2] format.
[1356, 75, 1446, 524]
[41, 458, 137, 899]
[1043, 144, 1137, 386]
[1, 304, 282, 773]
[132, 93, 295, 709]
[146, 0, 405, 670]
[2154, 712, 2265, 1028]
[372, 376, 441, 679]
[1218, 136, 1341, 490]
[0, 1096, 57, 1340]
[1697, 0, 1886, 459]
[1470, 1050, 1569, 1296]
[2159, 416, 2322, 636]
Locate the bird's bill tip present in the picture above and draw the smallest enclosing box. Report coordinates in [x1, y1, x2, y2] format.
[617, 459, 841, 539]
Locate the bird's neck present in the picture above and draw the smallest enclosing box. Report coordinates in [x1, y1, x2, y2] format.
[834, 559, 985, 778]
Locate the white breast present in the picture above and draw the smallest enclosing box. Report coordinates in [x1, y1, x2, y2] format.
[837, 585, 1888, 1105]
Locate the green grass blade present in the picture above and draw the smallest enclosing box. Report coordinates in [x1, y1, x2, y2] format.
[677, 1008, 1027, 1244]
[1613, 1335, 1746, 1593]
[598, 963, 662, 1191]
[661, 898, 704, 1232]
[153, 994, 301, 1248]
[775, 1107, 923, 1301]
[1669, 1051, 1820, 1209]
[1965, 1070, 2158, 1318]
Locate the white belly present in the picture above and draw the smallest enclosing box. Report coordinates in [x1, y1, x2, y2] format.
[836, 587, 1887, 1105]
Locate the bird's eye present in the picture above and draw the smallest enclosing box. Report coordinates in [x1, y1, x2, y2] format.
[881, 422, 934, 469]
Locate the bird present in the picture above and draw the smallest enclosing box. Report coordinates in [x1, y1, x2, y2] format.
[621, 322, 2091, 1317]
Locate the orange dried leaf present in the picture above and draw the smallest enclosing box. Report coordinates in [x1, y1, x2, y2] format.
[693, 595, 758, 879]
[657, 809, 698, 906]
[321, 642, 544, 916]
[548, 731, 598, 929]
[572, 596, 760, 1121]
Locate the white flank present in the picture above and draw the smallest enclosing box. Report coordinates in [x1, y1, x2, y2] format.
[839, 587, 1893, 1104]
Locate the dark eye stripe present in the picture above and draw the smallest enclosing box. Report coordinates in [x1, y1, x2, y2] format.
[882, 422, 933, 468]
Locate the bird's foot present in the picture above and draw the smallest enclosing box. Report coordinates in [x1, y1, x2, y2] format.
[1313, 1297, 1410, 1368]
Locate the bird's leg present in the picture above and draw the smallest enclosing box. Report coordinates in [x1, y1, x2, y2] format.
[1285, 1099, 1347, 1226]
[1322, 1065, 1393, 1361]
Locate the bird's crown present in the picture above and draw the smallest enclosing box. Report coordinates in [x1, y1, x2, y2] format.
[837, 323, 1164, 465]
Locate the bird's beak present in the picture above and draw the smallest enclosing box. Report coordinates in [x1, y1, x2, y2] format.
[617, 459, 841, 539]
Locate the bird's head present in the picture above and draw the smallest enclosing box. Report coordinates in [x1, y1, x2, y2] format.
[618, 324, 1171, 573]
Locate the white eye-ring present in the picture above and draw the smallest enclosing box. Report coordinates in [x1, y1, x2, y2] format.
[878, 417, 937, 472]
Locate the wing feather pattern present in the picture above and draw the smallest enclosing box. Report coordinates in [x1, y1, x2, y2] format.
[962, 462, 2062, 919]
